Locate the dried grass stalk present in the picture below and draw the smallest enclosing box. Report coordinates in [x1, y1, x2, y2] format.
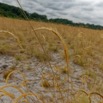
[0, 30, 24, 49]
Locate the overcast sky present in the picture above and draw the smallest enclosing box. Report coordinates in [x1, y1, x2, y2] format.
[0, 0, 103, 25]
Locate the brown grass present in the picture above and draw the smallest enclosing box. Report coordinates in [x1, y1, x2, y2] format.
[1, 16, 103, 71]
[0, 12, 103, 103]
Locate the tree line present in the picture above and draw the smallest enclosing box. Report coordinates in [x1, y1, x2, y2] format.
[0, 2, 103, 30]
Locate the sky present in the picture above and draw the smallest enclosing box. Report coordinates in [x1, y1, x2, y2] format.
[0, 0, 103, 26]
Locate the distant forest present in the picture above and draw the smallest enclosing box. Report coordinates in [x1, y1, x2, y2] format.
[0, 2, 103, 30]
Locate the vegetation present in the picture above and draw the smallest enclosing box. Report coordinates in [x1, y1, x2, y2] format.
[0, 15, 103, 103]
[0, 2, 47, 21]
[0, 1, 103, 103]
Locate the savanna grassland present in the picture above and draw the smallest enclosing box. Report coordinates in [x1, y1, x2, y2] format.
[0, 17, 103, 103]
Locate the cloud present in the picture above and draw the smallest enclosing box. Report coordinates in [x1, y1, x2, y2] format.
[0, 0, 103, 26]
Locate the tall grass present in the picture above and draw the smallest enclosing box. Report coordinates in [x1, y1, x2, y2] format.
[15, 1, 71, 103]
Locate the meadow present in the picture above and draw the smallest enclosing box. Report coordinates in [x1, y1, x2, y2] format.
[0, 16, 103, 103]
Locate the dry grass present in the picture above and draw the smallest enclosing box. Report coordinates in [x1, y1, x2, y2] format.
[0, 17, 103, 67]
[0, 9, 103, 103]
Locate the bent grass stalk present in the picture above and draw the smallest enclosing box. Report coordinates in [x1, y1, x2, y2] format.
[0, 84, 42, 103]
[0, 84, 24, 95]
[34, 27, 70, 102]
[0, 78, 43, 103]
[34, 27, 69, 72]
[33, 27, 70, 102]
[90, 92, 103, 99]
[3, 69, 45, 103]
[75, 90, 103, 103]
[5, 70, 27, 85]
[0, 30, 24, 50]
[0, 89, 15, 99]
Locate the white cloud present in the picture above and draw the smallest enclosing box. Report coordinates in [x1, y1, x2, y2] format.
[0, 0, 103, 25]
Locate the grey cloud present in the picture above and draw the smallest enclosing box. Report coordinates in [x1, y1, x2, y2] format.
[82, 8, 94, 11]
[96, 1, 103, 7]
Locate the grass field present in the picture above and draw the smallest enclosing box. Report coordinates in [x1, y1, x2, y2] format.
[0, 17, 103, 103]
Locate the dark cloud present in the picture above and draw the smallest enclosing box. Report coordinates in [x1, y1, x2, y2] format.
[82, 8, 94, 11]
[0, 0, 103, 25]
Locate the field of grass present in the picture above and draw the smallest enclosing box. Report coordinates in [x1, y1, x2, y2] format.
[0, 16, 103, 103]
